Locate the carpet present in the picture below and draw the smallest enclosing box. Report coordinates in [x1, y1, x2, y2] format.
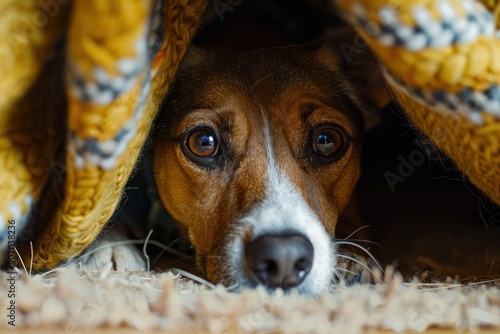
[2, 264, 499, 333]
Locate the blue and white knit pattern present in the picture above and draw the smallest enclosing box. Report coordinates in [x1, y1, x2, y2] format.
[0, 195, 33, 264]
[339, 0, 500, 124]
[70, 0, 165, 170]
[68, 50, 145, 106]
[385, 70, 500, 125]
[349, 0, 495, 50]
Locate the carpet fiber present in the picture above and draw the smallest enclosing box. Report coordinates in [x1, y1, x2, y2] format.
[1, 265, 499, 333]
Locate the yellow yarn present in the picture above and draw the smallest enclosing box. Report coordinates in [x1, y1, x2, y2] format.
[0, 1, 65, 112]
[336, 0, 500, 91]
[0, 0, 69, 238]
[364, 35, 500, 92]
[67, 0, 150, 140]
[68, 1, 149, 79]
[30, 0, 208, 269]
[68, 80, 142, 140]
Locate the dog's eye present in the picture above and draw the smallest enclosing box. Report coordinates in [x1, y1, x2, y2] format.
[181, 126, 225, 169]
[186, 129, 219, 157]
[312, 127, 344, 156]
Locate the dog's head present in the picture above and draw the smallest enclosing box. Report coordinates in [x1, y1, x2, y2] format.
[153, 34, 388, 295]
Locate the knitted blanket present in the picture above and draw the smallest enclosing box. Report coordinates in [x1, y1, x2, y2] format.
[0, 0, 499, 275]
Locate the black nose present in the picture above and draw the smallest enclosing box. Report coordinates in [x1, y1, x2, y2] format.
[245, 233, 314, 289]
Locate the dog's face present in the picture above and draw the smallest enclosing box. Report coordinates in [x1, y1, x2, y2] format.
[153, 41, 386, 296]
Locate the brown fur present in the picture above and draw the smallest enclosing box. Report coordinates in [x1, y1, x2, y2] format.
[151, 0, 389, 285]
[153, 41, 387, 282]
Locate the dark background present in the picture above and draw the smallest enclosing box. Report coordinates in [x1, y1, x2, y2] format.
[353, 102, 500, 281]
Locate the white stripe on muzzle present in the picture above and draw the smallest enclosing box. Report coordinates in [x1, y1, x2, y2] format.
[226, 125, 335, 296]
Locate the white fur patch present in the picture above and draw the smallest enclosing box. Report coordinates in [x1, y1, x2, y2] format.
[226, 125, 335, 296]
[76, 227, 146, 271]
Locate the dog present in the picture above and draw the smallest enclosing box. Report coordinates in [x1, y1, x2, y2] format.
[79, 0, 389, 296]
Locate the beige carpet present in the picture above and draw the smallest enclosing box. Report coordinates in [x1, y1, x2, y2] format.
[1, 264, 499, 333]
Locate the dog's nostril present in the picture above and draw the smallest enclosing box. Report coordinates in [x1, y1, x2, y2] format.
[263, 260, 278, 273]
[245, 233, 314, 289]
[295, 258, 306, 270]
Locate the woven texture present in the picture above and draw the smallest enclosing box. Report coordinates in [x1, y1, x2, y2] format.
[0, 0, 499, 267]
[0, 0, 71, 265]
[1, 266, 499, 332]
[0, 0, 208, 268]
[31, 0, 208, 269]
[337, 0, 500, 202]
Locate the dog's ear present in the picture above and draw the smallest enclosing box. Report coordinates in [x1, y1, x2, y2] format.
[319, 28, 391, 130]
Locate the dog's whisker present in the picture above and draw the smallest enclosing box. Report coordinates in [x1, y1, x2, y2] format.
[331, 267, 357, 286]
[168, 253, 221, 267]
[342, 225, 371, 240]
[225, 279, 241, 292]
[150, 236, 185, 267]
[331, 270, 345, 285]
[341, 238, 384, 250]
[143, 230, 154, 272]
[28, 241, 33, 277]
[335, 241, 384, 272]
[335, 266, 357, 274]
[13, 247, 30, 277]
[147, 239, 191, 259]
[170, 268, 216, 289]
[166, 255, 198, 270]
[337, 253, 377, 278]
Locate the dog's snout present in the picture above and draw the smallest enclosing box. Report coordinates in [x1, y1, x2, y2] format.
[245, 234, 314, 289]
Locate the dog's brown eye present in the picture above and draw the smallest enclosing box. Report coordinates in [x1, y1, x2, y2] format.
[313, 127, 344, 156]
[187, 129, 218, 157]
